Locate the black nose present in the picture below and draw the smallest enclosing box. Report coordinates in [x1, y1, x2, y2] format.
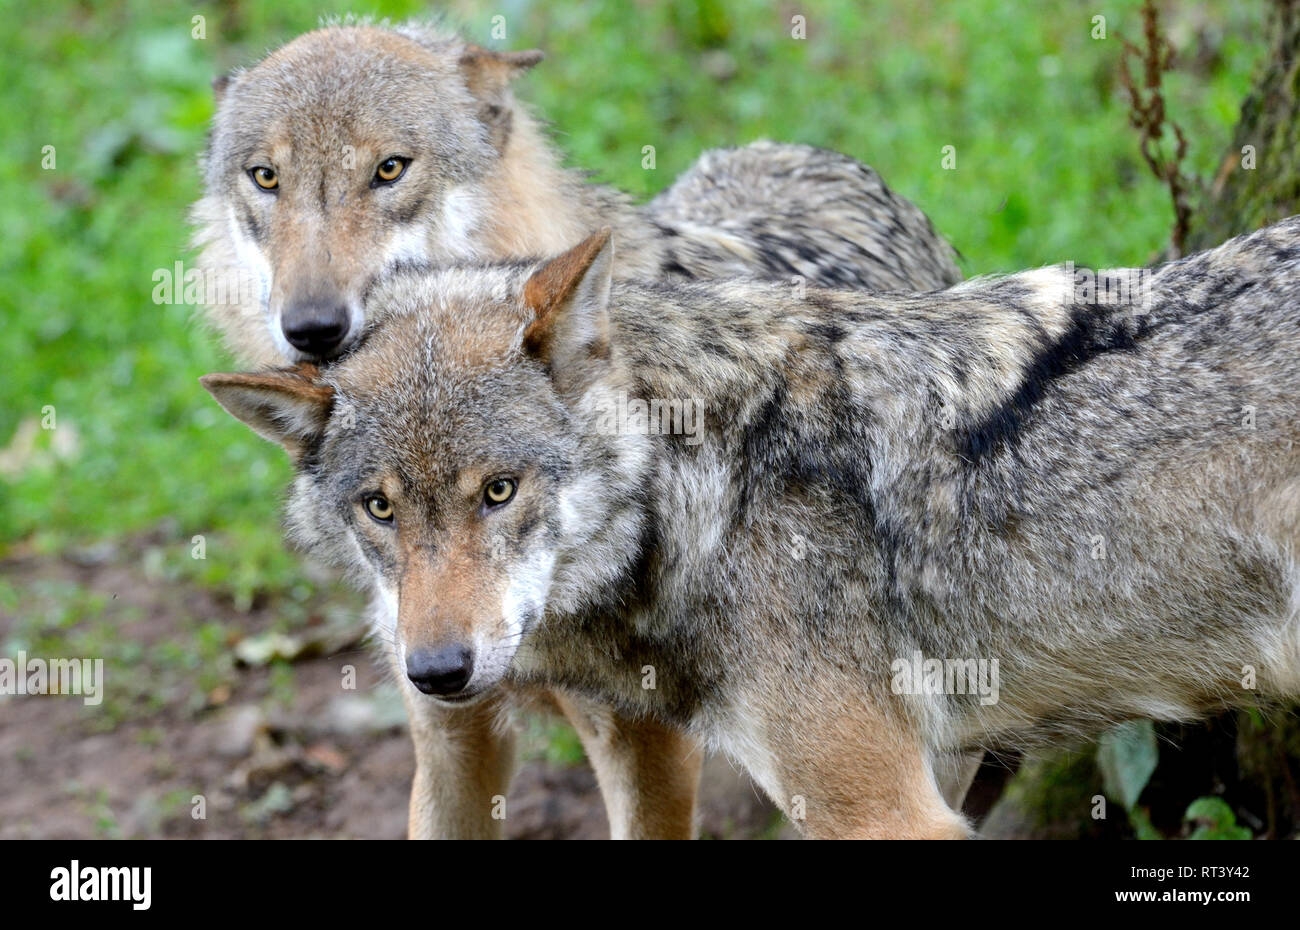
[406, 645, 474, 696]
[282, 300, 350, 357]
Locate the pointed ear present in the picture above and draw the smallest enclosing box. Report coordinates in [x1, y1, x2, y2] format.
[459, 45, 543, 96]
[522, 229, 614, 392]
[458, 45, 543, 150]
[200, 367, 334, 460]
[211, 72, 232, 103]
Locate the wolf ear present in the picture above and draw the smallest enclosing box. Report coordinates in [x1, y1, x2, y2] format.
[459, 45, 543, 150]
[459, 45, 543, 95]
[200, 368, 334, 461]
[522, 228, 614, 393]
[211, 72, 233, 103]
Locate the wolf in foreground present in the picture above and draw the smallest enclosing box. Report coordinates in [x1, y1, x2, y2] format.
[192, 20, 963, 838]
[203, 220, 1300, 837]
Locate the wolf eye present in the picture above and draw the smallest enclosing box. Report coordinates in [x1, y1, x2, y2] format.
[364, 495, 394, 523]
[250, 166, 278, 190]
[374, 157, 408, 184]
[484, 479, 516, 507]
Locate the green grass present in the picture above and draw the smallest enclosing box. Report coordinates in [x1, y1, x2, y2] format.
[0, 0, 1266, 588]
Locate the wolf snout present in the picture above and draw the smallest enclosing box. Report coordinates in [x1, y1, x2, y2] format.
[405, 643, 474, 697]
[281, 297, 350, 357]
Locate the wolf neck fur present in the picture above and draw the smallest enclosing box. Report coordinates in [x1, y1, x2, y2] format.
[471, 109, 640, 261]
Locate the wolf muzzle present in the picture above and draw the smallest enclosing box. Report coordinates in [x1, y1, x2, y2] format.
[281, 296, 350, 358]
[406, 643, 474, 697]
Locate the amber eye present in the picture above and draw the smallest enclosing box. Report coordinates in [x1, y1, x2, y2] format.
[374, 157, 408, 184]
[484, 479, 516, 507]
[365, 495, 394, 523]
[250, 166, 278, 190]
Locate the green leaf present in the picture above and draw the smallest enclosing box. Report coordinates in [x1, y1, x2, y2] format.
[1185, 796, 1253, 840]
[1097, 719, 1159, 810]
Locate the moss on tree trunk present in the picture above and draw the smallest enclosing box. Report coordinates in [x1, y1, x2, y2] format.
[1186, 0, 1300, 250]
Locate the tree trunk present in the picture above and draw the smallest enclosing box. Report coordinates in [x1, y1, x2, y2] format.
[1186, 0, 1300, 250]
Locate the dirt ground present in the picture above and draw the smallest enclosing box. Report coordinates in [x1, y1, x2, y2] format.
[0, 542, 788, 840]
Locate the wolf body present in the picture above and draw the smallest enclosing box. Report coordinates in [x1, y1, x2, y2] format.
[205, 219, 1300, 837]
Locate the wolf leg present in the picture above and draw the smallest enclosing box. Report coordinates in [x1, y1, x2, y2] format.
[402, 684, 516, 839]
[753, 695, 970, 839]
[782, 747, 969, 839]
[553, 692, 702, 839]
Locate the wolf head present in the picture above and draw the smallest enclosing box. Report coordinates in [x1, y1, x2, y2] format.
[194, 23, 543, 365]
[203, 231, 645, 702]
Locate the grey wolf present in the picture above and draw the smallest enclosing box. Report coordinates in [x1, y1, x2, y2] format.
[192, 20, 962, 838]
[192, 21, 958, 366]
[204, 218, 1300, 837]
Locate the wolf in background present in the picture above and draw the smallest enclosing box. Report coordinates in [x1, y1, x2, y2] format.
[205, 219, 1300, 837]
[193, 21, 959, 366]
[192, 20, 962, 838]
